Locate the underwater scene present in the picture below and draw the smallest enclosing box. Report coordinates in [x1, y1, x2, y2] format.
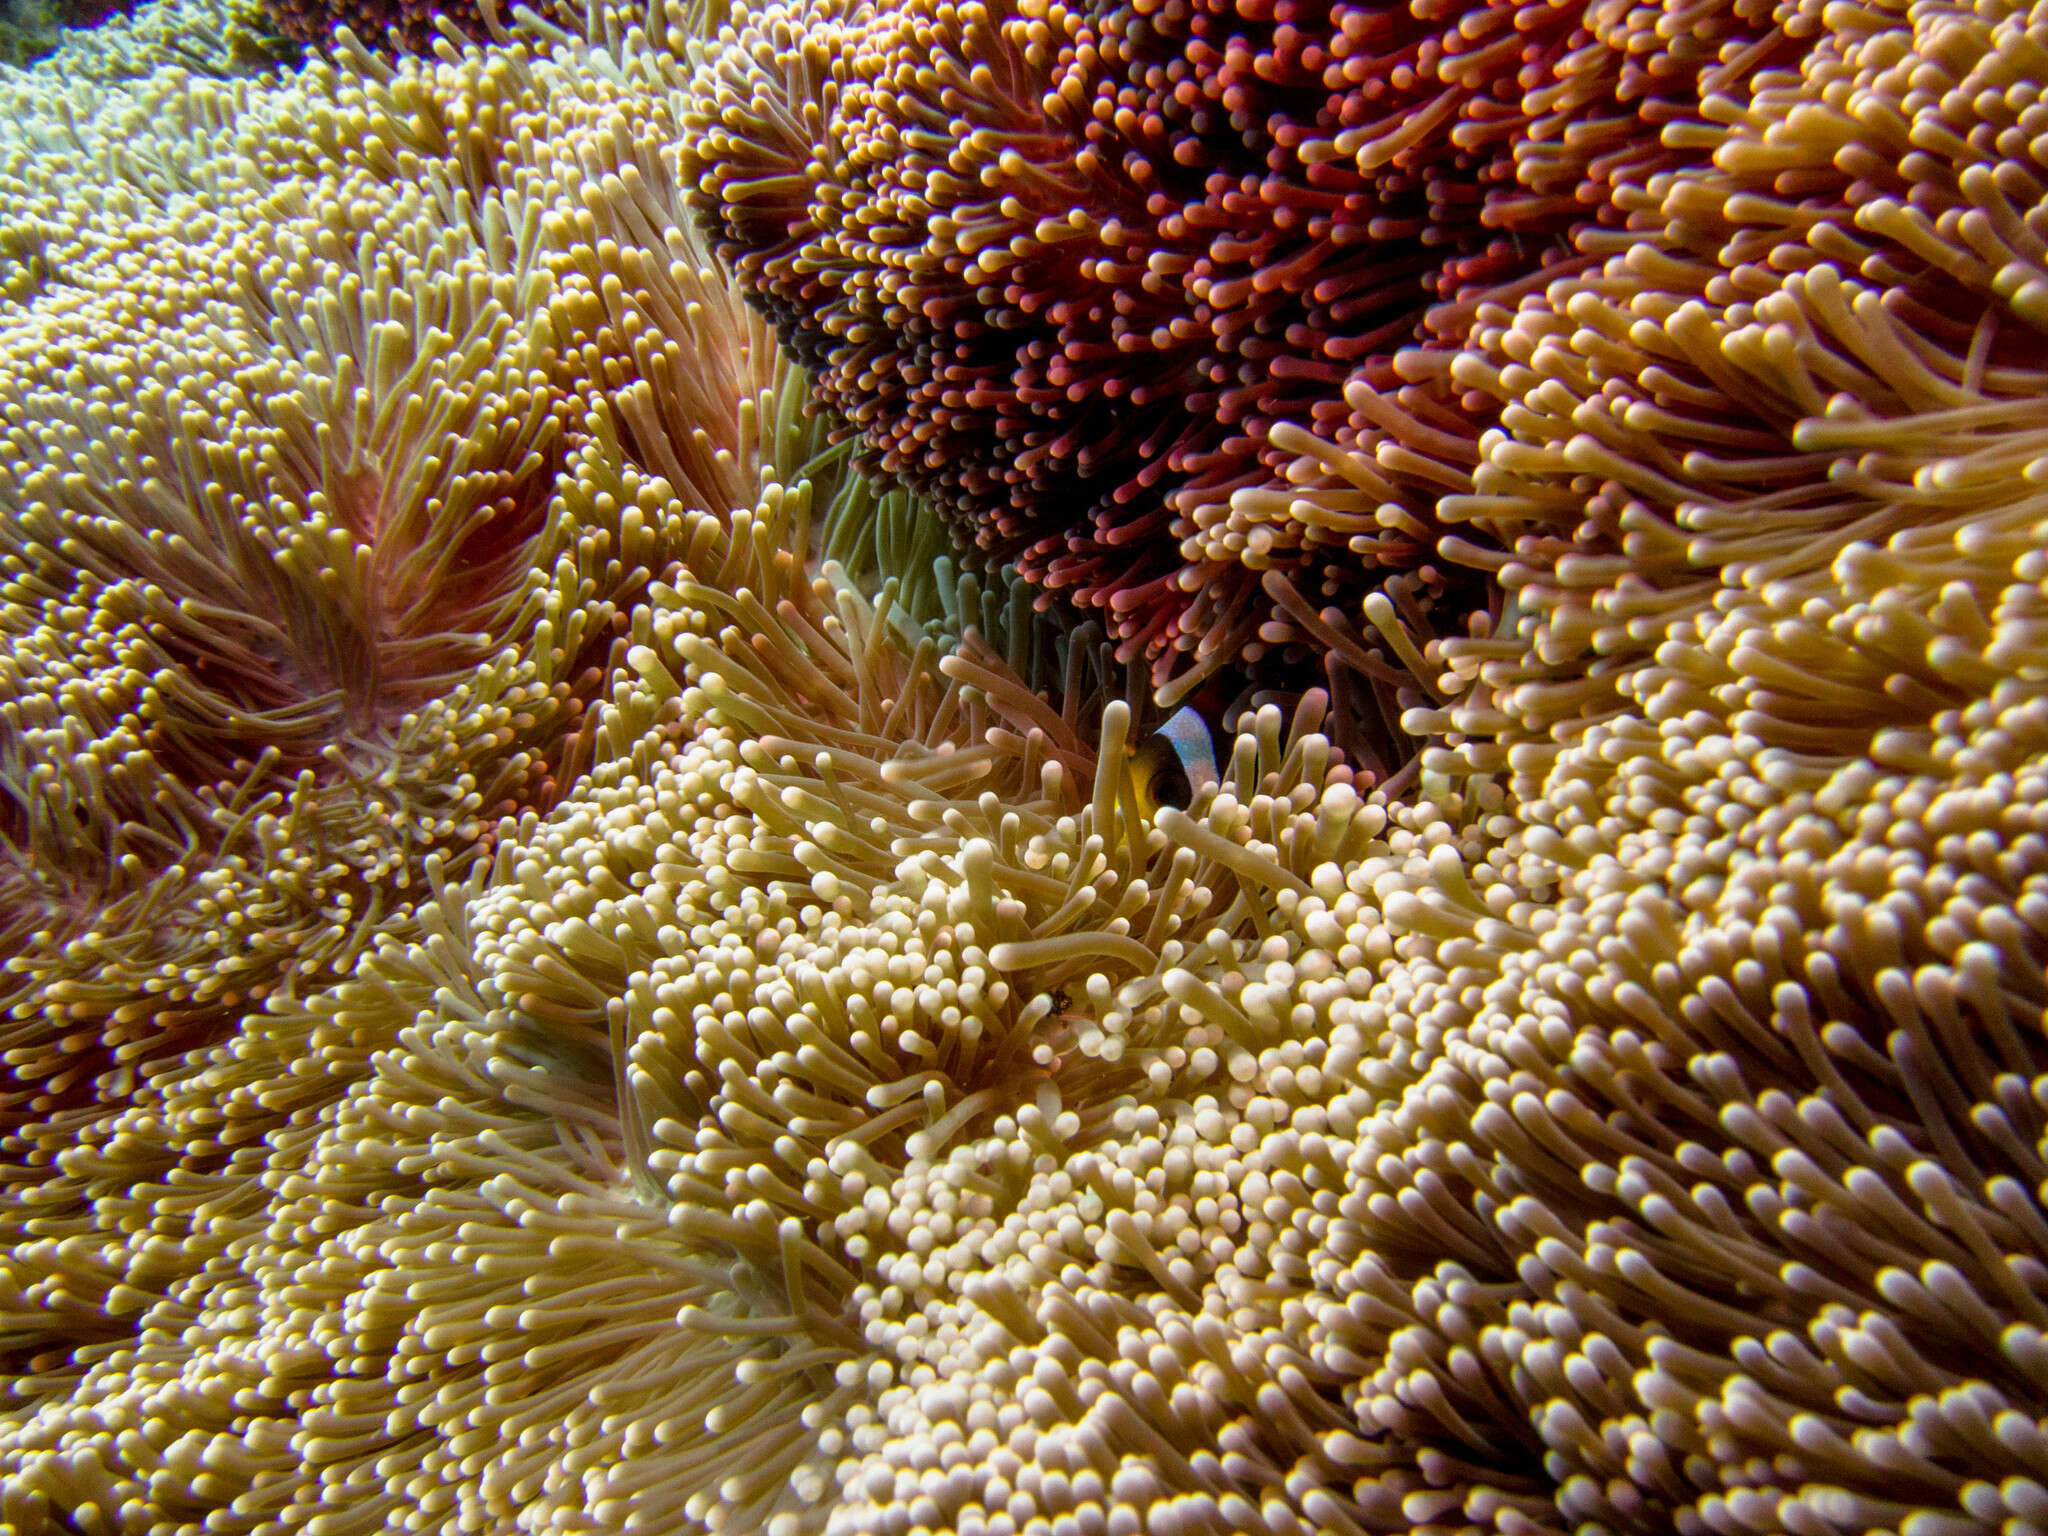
[2, 0, 2048, 1529]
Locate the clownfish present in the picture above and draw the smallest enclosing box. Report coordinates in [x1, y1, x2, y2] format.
[1128, 706, 1221, 821]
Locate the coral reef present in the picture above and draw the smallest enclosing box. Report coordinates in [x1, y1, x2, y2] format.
[1, 0, 2048, 1532]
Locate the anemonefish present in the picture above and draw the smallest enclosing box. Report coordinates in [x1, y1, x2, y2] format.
[1128, 706, 1221, 820]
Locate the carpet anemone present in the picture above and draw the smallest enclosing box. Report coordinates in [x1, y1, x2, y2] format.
[0, 0, 827, 1446]
[677, 0, 1852, 717]
[1, 0, 2047, 1532]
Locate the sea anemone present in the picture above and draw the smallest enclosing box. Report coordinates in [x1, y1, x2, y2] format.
[1428, 0, 2048, 784]
[0, 0, 809, 1450]
[4, 0, 2048, 1531]
[254, 0, 534, 55]
[679, 0, 1844, 707]
[189, 439, 1398, 1534]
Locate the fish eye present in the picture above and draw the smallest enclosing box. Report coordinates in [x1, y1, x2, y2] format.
[1130, 739, 1191, 815]
[1150, 758, 1193, 811]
